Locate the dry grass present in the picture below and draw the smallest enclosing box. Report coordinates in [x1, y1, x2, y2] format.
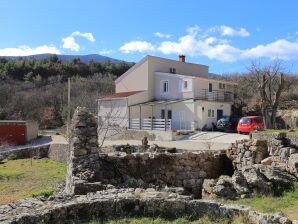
[0, 158, 66, 204]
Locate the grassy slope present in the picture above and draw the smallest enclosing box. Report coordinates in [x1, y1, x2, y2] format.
[259, 129, 298, 135]
[220, 183, 298, 220]
[87, 216, 250, 224]
[0, 159, 66, 204]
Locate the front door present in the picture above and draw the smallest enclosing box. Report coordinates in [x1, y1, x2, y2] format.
[217, 109, 223, 121]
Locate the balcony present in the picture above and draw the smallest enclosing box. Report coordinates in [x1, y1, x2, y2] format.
[194, 89, 233, 102]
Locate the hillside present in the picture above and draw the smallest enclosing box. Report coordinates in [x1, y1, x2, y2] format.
[2, 53, 122, 63]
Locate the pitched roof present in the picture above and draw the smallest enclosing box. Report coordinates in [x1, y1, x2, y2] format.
[101, 90, 144, 99]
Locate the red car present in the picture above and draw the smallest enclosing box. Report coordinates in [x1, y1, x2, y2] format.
[237, 116, 264, 134]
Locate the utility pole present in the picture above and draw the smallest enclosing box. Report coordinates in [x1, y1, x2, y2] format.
[67, 78, 71, 141]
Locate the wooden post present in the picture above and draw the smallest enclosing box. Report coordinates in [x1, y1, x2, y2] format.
[151, 105, 153, 130]
[139, 105, 142, 130]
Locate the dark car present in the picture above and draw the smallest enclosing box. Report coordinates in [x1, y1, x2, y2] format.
[216, 116, 240, 132]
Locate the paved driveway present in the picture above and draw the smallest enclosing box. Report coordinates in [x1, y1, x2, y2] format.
[103, 132, 249, 151]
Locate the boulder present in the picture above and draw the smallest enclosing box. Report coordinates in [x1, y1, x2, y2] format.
[211, 176, 237, 200]
[231, 171, 251, 197]
[255, 164, 297, 196]
[288, 153, 298, 178]
[240, 166, 272, 195]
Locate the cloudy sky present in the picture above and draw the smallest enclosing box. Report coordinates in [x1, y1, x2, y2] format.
[0, 0, 298, 73]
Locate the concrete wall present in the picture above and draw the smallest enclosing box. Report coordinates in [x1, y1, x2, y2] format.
[195, 101, 232, 129]
[147, 56, 209, 100]
[115, 59, 149, 93]
[154, 72, 194, 100]
[25, 121, 38, 142]
[98, 98, 129, 128]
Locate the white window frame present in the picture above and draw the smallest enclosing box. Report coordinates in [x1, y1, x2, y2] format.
[207, 109, 215, 118]
[161, 80, 169, 94]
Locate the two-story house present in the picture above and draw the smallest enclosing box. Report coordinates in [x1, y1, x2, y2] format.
[98, 55, 236, 131]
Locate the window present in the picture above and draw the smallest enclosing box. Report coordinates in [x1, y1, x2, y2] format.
[169, 67, 176, 74]
[209, 83, 213, 92]
[161, 109, 172, 119]
[168, 110, 172, 119]
[162, 81, 169, 93]
[161, 109, 165, 119]
[219, 83, 226, 89]
[208, 109, 215, 118]
[184, 81, 188, 89]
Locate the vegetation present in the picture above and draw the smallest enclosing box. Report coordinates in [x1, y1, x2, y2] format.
[0, 158, 66, 204]
[221, 182, 298, 220]
[0, 56, 133, 128]
[258, 129, 298, 135]
[86, 216, 252, 224]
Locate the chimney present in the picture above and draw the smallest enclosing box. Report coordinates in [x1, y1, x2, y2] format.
[179, 55, 185, 62]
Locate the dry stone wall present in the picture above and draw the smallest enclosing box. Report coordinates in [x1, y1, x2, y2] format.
[66, 107, 230, 196]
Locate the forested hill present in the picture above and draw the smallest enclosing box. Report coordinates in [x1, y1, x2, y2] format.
[0, 54, 134, 129]
[0, 54, 134, 81]
[4, 53, 121, 63]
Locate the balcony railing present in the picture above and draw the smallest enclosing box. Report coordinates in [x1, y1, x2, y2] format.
[194, 89, 233, 102]
[130, 118, 172, 131]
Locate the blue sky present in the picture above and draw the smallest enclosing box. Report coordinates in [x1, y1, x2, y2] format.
[0, 0, 298, 74]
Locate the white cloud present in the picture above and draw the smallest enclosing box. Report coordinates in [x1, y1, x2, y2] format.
[220, 25, 250, 37]
[62, 36, 80, 51]
[120, 25, 298, 62]
[99, 49, 113, 55]
[120, 41, 155, 53]
[71, 31, 95, 42]
[243, 39, 298, 60]
[154, 32, 171, 38]
[0, 45, 61, 56]
[62, 31, 95, 51]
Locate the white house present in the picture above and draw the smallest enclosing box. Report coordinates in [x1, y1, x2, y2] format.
[98, 55, 236, 131]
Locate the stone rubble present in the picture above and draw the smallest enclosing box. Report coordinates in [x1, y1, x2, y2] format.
[1, 108, 297, 224]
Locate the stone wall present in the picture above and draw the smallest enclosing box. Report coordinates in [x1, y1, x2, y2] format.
[65, 107, 99, 194]
[0, 144, 50, 160]
[0, 188, 293, 224]
[66, 107, 230, 196]
[0, 143, 69, 163]
[252, 132, 298, 149]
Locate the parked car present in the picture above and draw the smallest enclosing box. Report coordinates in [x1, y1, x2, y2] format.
[237, 116, 264, 134]
[216, 116, 240, 132]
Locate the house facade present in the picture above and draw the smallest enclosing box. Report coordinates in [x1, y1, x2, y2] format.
[98, 55, 236, 131]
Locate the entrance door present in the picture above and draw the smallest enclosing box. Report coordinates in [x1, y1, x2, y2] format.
[217, 109, 223, 121]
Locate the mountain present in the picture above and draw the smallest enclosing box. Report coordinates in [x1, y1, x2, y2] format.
[3, 53, 122, 63]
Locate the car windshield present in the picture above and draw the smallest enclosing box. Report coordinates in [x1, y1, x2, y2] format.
[220, 117, 230, 122]
[240, 118, 251, 123]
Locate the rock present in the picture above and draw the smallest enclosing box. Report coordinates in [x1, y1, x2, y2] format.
[202, 179, 216, 195]
[274, 132, 287, 140]
[231, 171, 251, 197]
[261, 157, 274, 165]
[212, 176, 237, 200]
[0, 154, 4, 162]
[73, 148, 88, 157]
[248, 210, 292, 224]
[240, 166, 272, 195]
[288, 153, 298, 178]
[256, 164, 296, 195]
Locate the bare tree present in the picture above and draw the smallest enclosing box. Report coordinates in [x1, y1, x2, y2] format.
[248, 60, 288, 129]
